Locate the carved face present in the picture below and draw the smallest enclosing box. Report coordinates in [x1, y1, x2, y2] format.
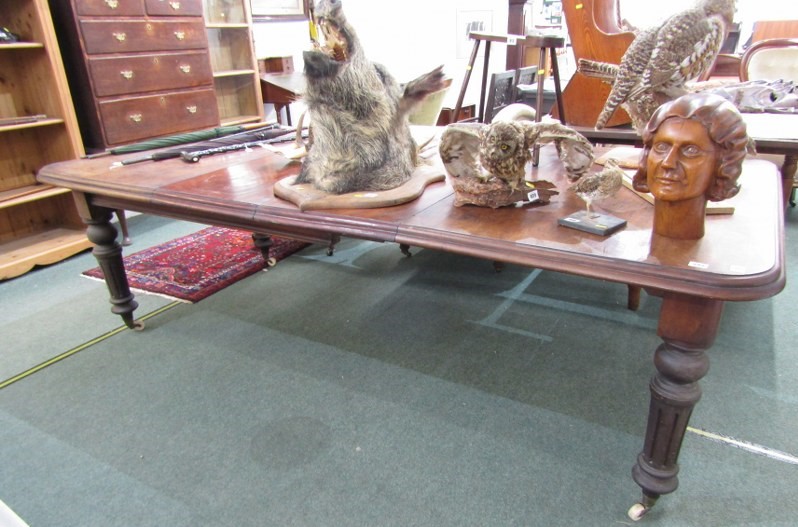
[646, 117, 719, 202]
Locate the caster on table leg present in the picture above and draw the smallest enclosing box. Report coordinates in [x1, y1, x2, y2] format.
[399, 243, 412, 257]
[627, 493, 659, 521]
[121, 314, 145, 331]
[251, 233, 277, 268]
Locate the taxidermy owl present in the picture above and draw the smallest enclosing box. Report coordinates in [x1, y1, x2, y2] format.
[592, 0, 736, 130]
[439, 105, 595, 207]
[478, 121, 531, 190]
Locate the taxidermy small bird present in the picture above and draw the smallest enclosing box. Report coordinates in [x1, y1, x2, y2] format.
[570, 159, 624, 215]
[593, 0, 736, 130]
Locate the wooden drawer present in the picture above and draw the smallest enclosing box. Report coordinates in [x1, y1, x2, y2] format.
[89, 52, 213, 96]
[76, 0, 145, 16]
[80, 20, 208, 54]
[99, 89, 219, 145]
[144, 0, 204, 16]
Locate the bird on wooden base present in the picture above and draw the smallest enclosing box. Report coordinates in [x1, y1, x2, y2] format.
[570, 159, 624, 216]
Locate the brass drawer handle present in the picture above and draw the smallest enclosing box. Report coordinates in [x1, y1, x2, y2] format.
[129, 113, 142, 123]
[113, 32, 126, 42]
[179, 64, 191, 74]
[105, 0, 119, 8]
[169, 1, 181, 10]
[120, 70, 134, 80]
[186, 105, 197, 114]
[174, 31, 186, 41]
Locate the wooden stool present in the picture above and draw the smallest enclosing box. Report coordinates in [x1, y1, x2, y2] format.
[453, 31, 566, 132]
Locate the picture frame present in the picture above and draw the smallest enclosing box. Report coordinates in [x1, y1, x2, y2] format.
[456, 9, 494, 59]
[251, 0, 309, 20]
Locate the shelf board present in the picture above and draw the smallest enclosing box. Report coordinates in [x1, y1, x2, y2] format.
[0, 117, 65, 133]
[0, 227, 92, 280]
[0, 42, 45, 50]
[0, 184, 72, 210]
[204, 23, 249, 29]
[220, 115, 263, 126]
[213, 69, 256, 78]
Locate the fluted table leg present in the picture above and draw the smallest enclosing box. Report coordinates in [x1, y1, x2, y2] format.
[84, 206, 141, 330]
[628, 293, 723, 520]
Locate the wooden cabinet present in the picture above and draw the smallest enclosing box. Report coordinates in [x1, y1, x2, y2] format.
[50, 0, 223, 151]
[202, 0, 264, 124]
[1, 0, 92, 280]
[50, 0, 263, 151]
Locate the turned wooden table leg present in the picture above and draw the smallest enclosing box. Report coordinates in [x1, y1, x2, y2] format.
[628, 293, 723, 520]
[627, 285, 642, 311]
[252, 233, 277, 267]
[84, 206, 142, 330]
[781, 154, 797, 207]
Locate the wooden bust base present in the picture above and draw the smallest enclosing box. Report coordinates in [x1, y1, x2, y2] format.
[652, 196, 708, 240]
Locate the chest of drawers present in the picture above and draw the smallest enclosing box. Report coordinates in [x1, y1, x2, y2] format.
[51, 0, 220, 151]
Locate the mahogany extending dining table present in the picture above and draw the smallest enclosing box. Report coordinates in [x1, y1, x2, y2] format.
[37, 137, 785, 520]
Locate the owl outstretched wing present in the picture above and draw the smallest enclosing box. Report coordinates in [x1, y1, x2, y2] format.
[439, 123, 484, 181]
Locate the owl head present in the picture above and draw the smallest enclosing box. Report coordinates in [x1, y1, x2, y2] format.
[700, 0, 736, 25]
[478, 121, 528, 163]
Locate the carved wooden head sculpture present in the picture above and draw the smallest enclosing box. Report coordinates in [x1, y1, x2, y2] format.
[632, 92, 749, 239]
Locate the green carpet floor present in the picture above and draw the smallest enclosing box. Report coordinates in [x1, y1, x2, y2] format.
[1, 211, 796, 526]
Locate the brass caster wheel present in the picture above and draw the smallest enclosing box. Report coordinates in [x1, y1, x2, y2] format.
[131, 320, 145, 332]
[627, 502, 650, 521]
[266, 257, 277, 268]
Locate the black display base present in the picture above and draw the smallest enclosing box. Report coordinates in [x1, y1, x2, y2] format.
[558, 210, 627, 236]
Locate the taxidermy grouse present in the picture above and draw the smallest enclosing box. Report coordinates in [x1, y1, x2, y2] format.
[570, 159, 624, 215]
[591, 0, 736, 130]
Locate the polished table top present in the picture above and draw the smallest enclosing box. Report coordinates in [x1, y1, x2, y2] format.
[38, 135, 785, 302]
[261, 71, 305, 96]
[36, 133, 787, 518]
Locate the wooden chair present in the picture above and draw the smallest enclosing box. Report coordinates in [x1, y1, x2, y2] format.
[739, 38, 798, 82]
[739, 37, 798, 206]
[483, 70, 518, 123]
[514, 66, 537, 96]
[556, 0, 635, 127]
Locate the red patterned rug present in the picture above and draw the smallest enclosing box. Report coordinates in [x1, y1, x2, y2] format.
[82, 227, 309, 303]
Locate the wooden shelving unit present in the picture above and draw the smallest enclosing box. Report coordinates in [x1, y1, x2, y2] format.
[1, 0, 90, 280]
[202, 0, 264, 124]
